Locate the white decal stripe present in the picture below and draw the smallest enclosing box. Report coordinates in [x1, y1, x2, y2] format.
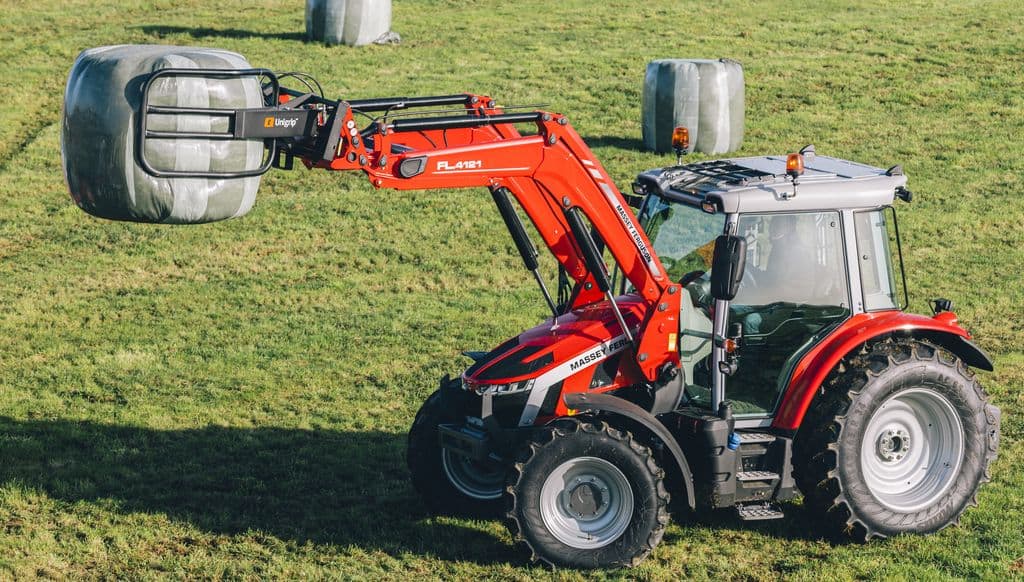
[597, 182, 661, 277]
[582, 159, 595, 166]
[588, 168, 603, 179]
[434, 167, 531, 174]
[518, 334, 630, 426]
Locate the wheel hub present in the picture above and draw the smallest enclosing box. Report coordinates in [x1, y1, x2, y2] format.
[859, 387, 965, 512]
[876, 428, 911, 462]
[565, 476, 609, 520]
[441, 450, 505, 500]
[539, 456, 634, 549]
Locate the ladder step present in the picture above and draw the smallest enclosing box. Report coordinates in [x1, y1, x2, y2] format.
[737, 432, 776, 444]
[736, 470, 779, 482]
[736, 503, 785, 521]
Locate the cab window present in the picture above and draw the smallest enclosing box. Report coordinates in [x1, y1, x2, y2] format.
[639, 196, 724, 282]
[724, 212, 851, 416]
[854, 209, 900, 311]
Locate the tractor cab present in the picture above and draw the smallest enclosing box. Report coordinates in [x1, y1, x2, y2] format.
[631, 150, 909, 425]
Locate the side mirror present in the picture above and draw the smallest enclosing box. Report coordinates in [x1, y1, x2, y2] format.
[710, 235, 746, 301]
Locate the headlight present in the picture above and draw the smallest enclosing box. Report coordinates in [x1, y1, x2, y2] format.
[476, 379, 534, 396]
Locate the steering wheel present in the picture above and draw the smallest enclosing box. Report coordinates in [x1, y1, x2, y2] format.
[678, 270, 705, 287]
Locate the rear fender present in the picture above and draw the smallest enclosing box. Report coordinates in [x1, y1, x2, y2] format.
[915, 332, 993, 371]
[563, 392, 695, 510]
[773, 310, 991, 431]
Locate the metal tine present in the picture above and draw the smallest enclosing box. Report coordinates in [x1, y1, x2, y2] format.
[372, 106, 478, 120]
[368, 103, 552, 124]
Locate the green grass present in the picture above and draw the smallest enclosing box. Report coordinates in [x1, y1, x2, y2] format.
[1, 0, 1022, 578]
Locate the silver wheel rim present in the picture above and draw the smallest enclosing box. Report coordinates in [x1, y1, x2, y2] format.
[859, 387, 965, 512]
[441, 450, 504, 500]
[539, 457, 634, 549]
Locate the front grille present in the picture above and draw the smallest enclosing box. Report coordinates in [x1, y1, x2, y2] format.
[491, 391, 532, 427]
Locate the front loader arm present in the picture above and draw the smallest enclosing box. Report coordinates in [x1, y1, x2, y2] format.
[136, 75, 680, 381]
[320, 102, 681, 381]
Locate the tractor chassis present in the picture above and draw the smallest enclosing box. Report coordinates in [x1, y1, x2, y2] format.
[438, 399, 800, 519]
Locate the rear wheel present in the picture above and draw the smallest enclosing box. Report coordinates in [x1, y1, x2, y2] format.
[793, 339, 1000, 540]
[407, 381, 505, 517]
[505, 419, 670, 568]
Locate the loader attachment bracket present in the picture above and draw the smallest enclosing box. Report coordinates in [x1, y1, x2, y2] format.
[136, 67, 310, 179]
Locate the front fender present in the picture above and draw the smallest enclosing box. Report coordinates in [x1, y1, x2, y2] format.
[773, 310, 990, 432]
[563, 392, 695, 510]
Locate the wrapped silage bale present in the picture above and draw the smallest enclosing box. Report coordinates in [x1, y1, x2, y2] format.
[306, 0, 393, 46]
[641, 59, 744, 155]
[61, 45, 265, 224]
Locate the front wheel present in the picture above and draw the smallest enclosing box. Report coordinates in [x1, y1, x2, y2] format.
[505, 419, 670, 568]
[407, 382, 505, 517]
[793, 339, 1000, 540]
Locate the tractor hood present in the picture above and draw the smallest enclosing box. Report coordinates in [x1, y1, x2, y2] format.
[461, 295, 644, 393]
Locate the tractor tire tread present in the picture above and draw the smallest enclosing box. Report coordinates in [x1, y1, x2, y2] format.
[792, 338, 998, 541]
[504, 418, 670, 568]
[407, 381, 503, 518]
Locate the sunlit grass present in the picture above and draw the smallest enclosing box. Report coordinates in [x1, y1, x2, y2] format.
[0, 0, 1021, 578]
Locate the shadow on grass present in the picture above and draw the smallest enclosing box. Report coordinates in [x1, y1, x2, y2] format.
[670, 500, 851, 546]
[580, 135, 646, 152]
[138, 25, 306, 42]
[0, 416, 841, 562]
[0, 417, 514, 565]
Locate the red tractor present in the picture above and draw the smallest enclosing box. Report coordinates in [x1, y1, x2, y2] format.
[126, 70, 999, 568]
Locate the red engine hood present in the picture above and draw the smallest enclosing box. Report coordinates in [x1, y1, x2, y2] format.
[462, 295, 645, 388]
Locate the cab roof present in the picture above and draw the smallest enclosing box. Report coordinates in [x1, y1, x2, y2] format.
[634, 149, 909, 214]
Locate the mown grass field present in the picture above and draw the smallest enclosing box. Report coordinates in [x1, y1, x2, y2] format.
[1, 0, 1022, 579]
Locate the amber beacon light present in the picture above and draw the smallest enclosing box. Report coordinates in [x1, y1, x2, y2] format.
[672, 126, 690, 164]
[786, 152, 805, 178]
[782, 152, 805, 199]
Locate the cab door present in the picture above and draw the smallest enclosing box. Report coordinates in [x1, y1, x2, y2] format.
[724, 211, 852, 417]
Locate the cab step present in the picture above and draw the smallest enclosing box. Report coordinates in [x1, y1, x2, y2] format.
[736, 470, 779, 482]
[736, 502, 785, 521]
[737, 432, 776, 445]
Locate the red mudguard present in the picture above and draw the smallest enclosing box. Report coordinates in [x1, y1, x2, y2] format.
[773, 310, 978, 431]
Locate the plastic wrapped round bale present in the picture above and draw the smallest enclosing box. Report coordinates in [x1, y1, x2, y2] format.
[641, 58, 744, 155]
[61, 45, 265, 224]
[306, 0, 392, 46]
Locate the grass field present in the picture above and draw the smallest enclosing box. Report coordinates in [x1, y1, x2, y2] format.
[1, 0, 1022, 578]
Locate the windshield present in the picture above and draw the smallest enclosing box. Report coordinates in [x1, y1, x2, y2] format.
[637, 196, 724, 282]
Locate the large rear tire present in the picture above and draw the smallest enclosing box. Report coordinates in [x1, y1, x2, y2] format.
[505, 419, 670, 568]
[407, 380, 505, 517]
[793, 339, 999, 540]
